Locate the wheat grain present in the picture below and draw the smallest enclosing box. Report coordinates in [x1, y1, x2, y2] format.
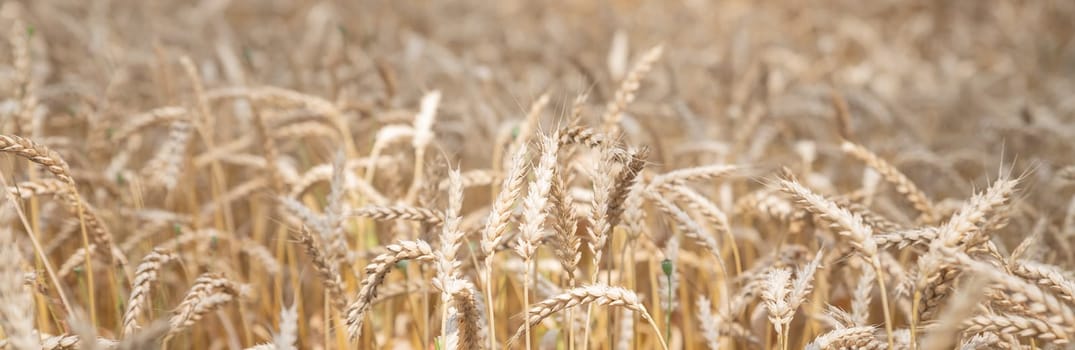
[647, 192, 728, 276]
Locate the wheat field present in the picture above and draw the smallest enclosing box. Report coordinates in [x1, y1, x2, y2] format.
[1, 0, 1075, 349]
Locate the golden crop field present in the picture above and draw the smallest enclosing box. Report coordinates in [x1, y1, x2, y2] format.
[1, 1, 1074, 349]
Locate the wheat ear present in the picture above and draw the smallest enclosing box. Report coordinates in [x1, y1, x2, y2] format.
[507, 285, 668, 350]
[345, 240, 436, 340]
[0, 228, 38, 350]
[167, 273, 249, 339]
[122, 248, 178, 337]
[295, 228, 348, 312]
[441, 278, 488, 350]
[778, 176, 894, 348]
[0, 134, 119, 263]
[601, 45, 664, 133]
[435, 169, 466, 343]
[842, 141, 937, 224]
[479, 142, 529, 348]
[648, 164, 739, 190]
[696, 296, 721, 350]
[805, 326, 885, 350]
[515, 134, 558, 350]
[347, 205, 445, 225]
[962, 314, 1070, 345]
[404, 90, 442, 204]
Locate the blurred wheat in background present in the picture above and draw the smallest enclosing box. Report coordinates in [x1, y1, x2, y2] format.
[1, 0, 1075, 349]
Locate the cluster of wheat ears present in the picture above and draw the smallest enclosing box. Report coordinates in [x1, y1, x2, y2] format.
[2, 0, 1075, 349]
